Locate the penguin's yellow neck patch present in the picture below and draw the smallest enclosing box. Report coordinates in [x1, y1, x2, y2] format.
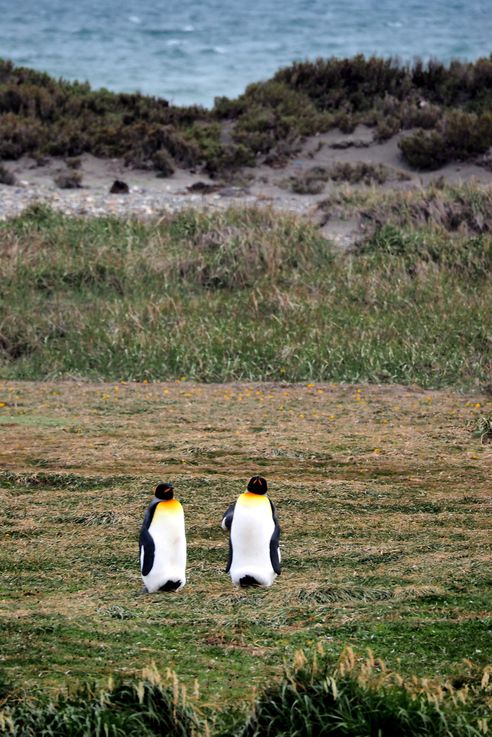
[239, 492, 269, 506]
[154, 499, 182, 518]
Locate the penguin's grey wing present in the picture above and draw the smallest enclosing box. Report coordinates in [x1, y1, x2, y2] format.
[221, 501, 236, 531]
[269, 500, 281, 575]
[139, 501, 158, 576]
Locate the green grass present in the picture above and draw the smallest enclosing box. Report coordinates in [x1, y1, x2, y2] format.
[0, 190, 491, 388]
[0, 377, 490, 733]
[239, 649, 490, 737]
[0, 673, 199, 736]
[1, 649, 489, 736]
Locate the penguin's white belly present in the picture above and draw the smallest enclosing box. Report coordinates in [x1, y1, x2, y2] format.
[142, 510, 186, 593]
[230, 502, 276, 587]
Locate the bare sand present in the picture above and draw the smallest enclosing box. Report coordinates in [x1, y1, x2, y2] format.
[2, 125, 491, 248]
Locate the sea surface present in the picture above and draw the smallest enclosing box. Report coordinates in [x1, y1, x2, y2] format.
[1, 0, 491, 107]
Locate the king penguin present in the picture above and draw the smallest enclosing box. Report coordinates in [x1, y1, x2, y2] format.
[139, 482, 186, 593]
[221, 475, 281, 587]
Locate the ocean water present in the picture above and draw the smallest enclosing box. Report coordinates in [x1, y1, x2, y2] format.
[0, 0, 491, 107]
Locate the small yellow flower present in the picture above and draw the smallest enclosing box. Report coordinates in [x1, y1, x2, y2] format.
[306, 383, 315, 388]
[373, 448, 382, 455]
[0, 402, 6, 408]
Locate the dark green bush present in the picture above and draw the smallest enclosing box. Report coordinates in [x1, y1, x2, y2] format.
[399, 130, 449, 169]
[2, 55, 492, 172]
[399, 110, 492, 169]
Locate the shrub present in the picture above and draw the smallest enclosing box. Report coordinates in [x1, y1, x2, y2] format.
[152, 148, 175, 176]
[53, 170, 83, 188]
[0, 163, 15, 185]
[399, 130, 449, 169]
[400, 111, 492, 169]
[327, 161, 391, 184]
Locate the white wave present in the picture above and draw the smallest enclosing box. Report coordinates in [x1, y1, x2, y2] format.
[386, 21, 403, 28]
[128, 15, 142, 24]
[166, 39, 184, 47]
[182, 24, 194, 32]
[213, 46, 226, 54]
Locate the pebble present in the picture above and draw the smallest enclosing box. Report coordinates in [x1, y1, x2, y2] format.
[0, 182, 317, 221]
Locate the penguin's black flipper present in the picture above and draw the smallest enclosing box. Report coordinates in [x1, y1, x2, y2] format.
[225, 537, 233, 573]
[269, 500, 281, 575]
[139, 526, 155, 577]
[221, 501, 236, 531]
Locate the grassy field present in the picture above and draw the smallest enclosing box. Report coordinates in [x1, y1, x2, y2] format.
[1, 185, 491, 733]
[1, 378, 491, 725]
[1, 188, 492, 388]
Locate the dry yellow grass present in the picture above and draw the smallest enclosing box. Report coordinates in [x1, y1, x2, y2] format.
[0, 379, 491, 709]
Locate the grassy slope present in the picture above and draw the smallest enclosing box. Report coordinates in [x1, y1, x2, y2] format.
[1, 190, 492, 388]
[1, 379, 491, 715]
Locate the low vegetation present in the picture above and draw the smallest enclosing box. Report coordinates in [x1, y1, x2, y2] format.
[0, 671, 198, 737]
[0, 378, 490, 732]
[2, 54, 492, 174]
[0, 187, 491, 388]
[53, 169, 83, 189]
[0, 162, 15, 185]
[241, 648, 491, 737]
[1, 650, 489, 736]
[282, 162, 407, 193]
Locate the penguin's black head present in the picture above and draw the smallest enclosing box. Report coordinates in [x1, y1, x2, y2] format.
[247, 476, 268, 495]
[155, 482, 174, 500]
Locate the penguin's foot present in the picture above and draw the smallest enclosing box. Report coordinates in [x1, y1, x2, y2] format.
[159, 580, 182, 592]
[239, 575, 261, 588]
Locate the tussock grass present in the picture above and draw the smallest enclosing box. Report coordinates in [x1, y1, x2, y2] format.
[0, 669, 198, 736]
[1, 195, 492, 388]
[241, 648, 491, 737]
[2, 651, 488, 736]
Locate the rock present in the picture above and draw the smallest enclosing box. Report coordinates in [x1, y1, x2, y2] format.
[110, 180, 130, 194]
